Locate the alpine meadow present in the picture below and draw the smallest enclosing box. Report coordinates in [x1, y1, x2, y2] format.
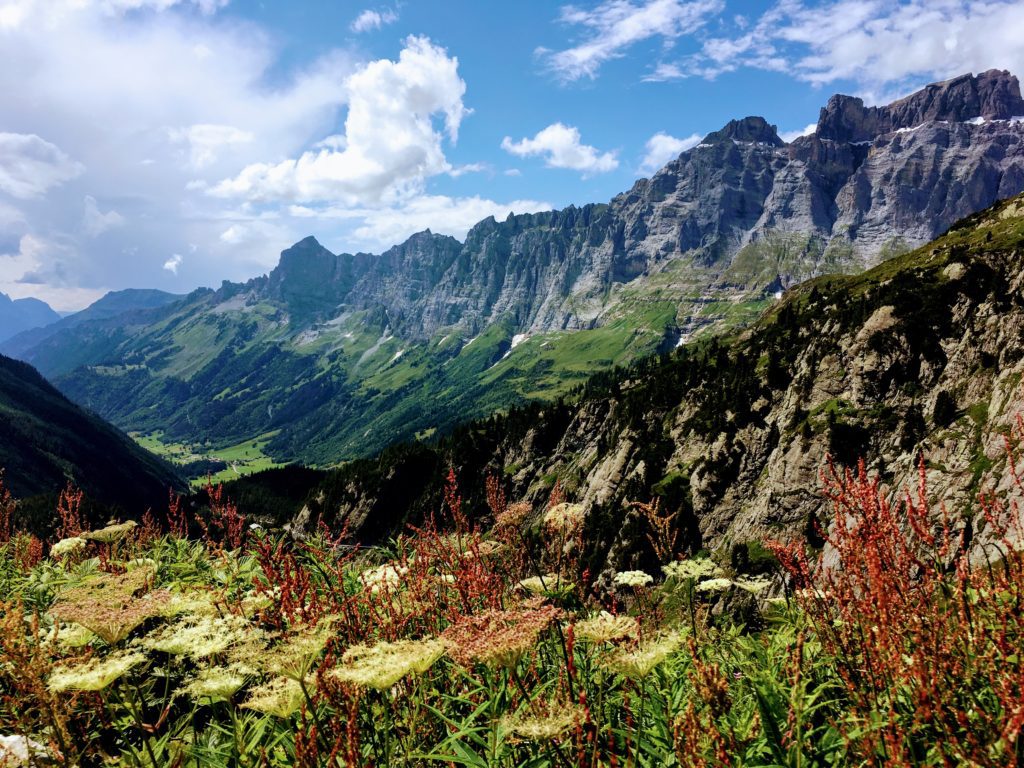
[3, 2, 1024, 766]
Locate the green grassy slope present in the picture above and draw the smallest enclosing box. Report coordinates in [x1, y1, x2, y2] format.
[0, 353, 184, 520]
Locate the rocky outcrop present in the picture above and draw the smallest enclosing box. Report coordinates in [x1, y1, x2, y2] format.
[170, 70, 1024, 342]
[703, 116, 785, 146]
[816, 69, 1024, 142]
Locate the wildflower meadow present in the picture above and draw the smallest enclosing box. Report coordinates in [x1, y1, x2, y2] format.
[1, 431, 1023, 766]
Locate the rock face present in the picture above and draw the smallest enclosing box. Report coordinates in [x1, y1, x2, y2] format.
[185, 69, 1024, 341]
[298, 193, 1024, 575]
[817, 70, 1024, 142]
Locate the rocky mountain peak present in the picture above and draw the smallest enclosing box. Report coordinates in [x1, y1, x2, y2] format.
[265, 235, 350, 312]
[269, 235, 334, 277]
[816, 69, 1024, 143]
[703, 116, 784, 146]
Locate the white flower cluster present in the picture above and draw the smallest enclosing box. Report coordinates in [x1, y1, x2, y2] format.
[695, 578, 734, 593]
[613, 570, 654, 588]
[661, 558, 724, 581]
[50, 536, 86, 558]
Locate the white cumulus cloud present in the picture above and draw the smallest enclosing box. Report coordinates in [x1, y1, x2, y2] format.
[169, 124, 254, 169]
[209, 36, 469, 206]
[350, 7, 398, 33]
[0, 0, 356, 303]
[0, 133, 83, 199]
[779, 123, 817, 143]
[639, 1, 1024, 99]
[287, 194, 552, 248]
[0, 233, 105, 311]
[163, 253, 182, 274]
[639, 131, 701, 174]
[501, 123, 618, 176]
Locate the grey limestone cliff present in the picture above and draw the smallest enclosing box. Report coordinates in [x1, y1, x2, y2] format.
[262, 70, 1024, 341]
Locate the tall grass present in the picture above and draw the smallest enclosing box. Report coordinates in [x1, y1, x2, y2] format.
[0, 440, 1022, 766]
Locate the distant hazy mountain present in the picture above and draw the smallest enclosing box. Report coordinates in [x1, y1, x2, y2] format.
[1, 288, 184, 361]
[0, 292, 60, 344]
[0, 352, 183, 514]
[9, 70, 1024, 466]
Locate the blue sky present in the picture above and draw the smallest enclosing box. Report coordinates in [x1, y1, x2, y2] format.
[1, 0, 1023, 310]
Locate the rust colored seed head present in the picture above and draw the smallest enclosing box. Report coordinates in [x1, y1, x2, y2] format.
[495, 501, 532, 531]
[443, 605, 563, 669]
[50, 567, 169, 645]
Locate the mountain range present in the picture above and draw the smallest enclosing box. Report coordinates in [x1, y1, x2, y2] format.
[5, 69, 1024, 469]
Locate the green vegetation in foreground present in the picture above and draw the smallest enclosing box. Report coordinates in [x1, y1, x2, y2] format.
[131, 431, 283, 487]
[1, 442, 1023, 767]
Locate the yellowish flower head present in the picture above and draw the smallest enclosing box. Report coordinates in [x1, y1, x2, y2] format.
[695, 578, 734, 593]
[359, 563, 409, 594]
[501, 700, 584, 742]
[49, 650, 146, 692]
[603, 633, 683, 679]
[573, 612, 639, 644]
[50, 623, 95, 649]
[543, 503, 586, 533]
[164, 590, 220, 618]
[331, 637, 446, 690]
[224, 629, 273, 676]
[661, 559, 724, 581]
[266, 623, 332, 680]
[516, 573, 566, 596]
[733, 576, 771, 594]
[240, 590, 275, 617]
[82, 520, 137, 544]
[243, 676, 308, 718]
[182, 665, 249, 702]
[140, 614, 248, 660]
